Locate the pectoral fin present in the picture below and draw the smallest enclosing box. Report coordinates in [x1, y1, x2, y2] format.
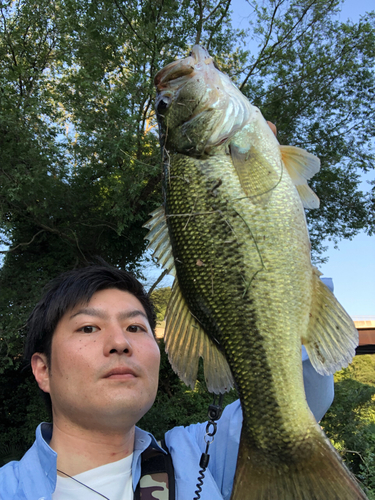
[302, 267, 358, 375]
[164, 281, 234, 393]
[230, 143, 281, 203]
[280, 145, 320, 209]
[295, 184, 320, 210]
[143, 206, 176, 277]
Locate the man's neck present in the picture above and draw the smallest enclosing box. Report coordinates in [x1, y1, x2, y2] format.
[50, 420, 135, 476]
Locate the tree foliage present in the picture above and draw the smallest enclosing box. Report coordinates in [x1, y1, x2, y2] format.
[1, 0, 374, 369]
[321, 355, 375, 499]
[0, 0, 374, 486]
[150, 286, 172, 322]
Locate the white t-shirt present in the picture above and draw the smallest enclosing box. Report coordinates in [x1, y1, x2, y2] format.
[53, 454, 133, 500]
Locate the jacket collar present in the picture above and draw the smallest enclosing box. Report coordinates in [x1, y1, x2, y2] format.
[19, 422, 164, 498]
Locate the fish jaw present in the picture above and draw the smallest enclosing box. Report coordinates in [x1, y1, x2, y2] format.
[154, 46, 254, 155]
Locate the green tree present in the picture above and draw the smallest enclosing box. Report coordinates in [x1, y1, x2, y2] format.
[1, 1, 374, 370]
[150, 287, 172, 322]
[0, 1, 374, 485]
[321, 355, 375, 499]
[235, 1, 375, 257]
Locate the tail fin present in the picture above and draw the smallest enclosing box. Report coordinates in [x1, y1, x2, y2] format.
[231, 429, 368, 500]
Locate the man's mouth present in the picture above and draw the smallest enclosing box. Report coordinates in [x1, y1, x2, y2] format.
[103, 367, 137, 379]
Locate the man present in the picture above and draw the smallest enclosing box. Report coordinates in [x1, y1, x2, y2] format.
[0, 264, 334, 500]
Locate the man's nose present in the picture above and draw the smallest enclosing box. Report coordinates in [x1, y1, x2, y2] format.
[104, 324, 133, 355]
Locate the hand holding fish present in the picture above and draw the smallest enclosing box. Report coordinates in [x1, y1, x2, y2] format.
[267, 121, 277, 136]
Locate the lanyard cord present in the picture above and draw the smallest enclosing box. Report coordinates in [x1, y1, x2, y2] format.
[56, 469, 110, 500]
[193, 394, 224, 500]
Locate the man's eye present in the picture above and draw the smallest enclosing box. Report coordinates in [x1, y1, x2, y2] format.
[78, 325, 98, 334]
[127, 325, 146, 333]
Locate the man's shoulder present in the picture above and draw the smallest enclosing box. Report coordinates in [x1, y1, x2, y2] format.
[0, 457, 21, 498]
[0, 436, 45, 499]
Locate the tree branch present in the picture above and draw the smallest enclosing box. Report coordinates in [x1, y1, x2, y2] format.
[148, 268, 170, 296]
[0, 230, 45, 253]
[240, 0, 285, 89]
[113, 0, 152, 50]
[195, 0, 204, 45]
[240, 0, 335, 90]
[207, 0, 232, 49]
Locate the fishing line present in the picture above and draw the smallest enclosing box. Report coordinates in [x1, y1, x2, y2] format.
[119, 149, 154, 168]
[232, 156, 285, 203]
[193, 394, 224, 500]
[233, 208, 266, 298]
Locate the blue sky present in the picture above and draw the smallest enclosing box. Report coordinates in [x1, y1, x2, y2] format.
[307, 0, 375, 317]
[231, 0, 375, 317]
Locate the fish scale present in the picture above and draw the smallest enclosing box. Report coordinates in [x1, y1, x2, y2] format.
[146, 45, 367, 499]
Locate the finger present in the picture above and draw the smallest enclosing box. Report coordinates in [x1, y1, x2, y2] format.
[267, 121, 277, 137]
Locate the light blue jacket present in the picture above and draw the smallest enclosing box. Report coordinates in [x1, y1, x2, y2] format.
[0, 354, 333, 500]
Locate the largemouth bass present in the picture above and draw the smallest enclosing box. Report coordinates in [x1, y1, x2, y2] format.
[144, 45, 366, 500]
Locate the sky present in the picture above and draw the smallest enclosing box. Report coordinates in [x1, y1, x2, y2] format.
[317, 1, 374, 317]
[231, 0, 375, 317]
[304, 0, 375, 317]
[145, 0, 375, 318]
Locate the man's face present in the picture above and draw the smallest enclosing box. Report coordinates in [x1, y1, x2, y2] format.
[33, 288, 160, 432]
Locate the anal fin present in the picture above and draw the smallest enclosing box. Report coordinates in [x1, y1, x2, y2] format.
[302, 267, 358, 375]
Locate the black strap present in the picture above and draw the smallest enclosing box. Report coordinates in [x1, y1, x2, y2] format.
[134, 438, 175, 500]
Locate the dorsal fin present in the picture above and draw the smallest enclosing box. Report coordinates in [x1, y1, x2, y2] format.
[280, 145, 320, 209]
[143, 206, 176, 277]
[164, 281, 234, 393]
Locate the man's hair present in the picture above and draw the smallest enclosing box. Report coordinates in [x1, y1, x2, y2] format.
[24, 263, 157, 415]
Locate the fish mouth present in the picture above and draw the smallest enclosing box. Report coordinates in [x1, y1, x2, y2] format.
[154, 45, 213, 89]
[155, 45, 253, 152]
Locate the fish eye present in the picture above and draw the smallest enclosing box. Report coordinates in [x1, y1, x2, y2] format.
[157, 96, 171, 114]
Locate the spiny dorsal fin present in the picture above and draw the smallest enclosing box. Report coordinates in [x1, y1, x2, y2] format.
[302, 267, 358, 375]
[164, 281, 234, 393]
[280, 145, 320, 209]
[143, 206, 176, 277]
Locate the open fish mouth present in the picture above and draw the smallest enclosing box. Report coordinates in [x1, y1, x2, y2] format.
[154, 46, 213, 89]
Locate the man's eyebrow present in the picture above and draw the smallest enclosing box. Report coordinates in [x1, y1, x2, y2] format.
[118, 310, 148, 322]
[69, 307, 148, 321]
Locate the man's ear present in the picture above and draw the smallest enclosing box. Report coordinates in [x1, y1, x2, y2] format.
[31, 352, 51, 394]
